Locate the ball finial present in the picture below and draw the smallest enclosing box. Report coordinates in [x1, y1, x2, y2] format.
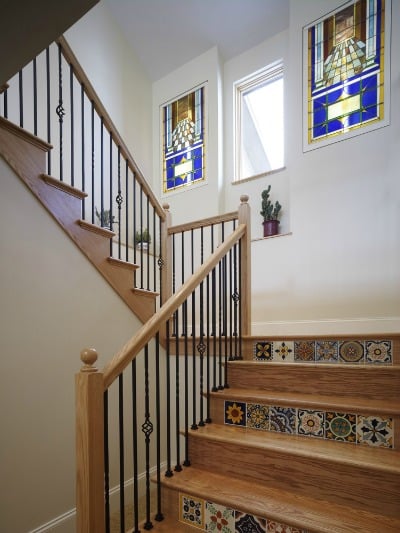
[240, 194, 249, 204]
[80, 348, 98, 372]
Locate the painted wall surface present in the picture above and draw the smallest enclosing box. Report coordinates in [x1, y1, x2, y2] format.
[0, 158, 141, 532]
[223, 0, 400, 335]
[65, 2, 153, 180]
[152, 47, 224, 225]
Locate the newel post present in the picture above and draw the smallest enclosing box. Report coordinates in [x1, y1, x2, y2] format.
[160, 202, 173, 305]
[76, 348, 105, 533]
[238, 195, 251, 336]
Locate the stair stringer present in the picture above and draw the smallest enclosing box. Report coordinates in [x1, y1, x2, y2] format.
[0, 116, 156, 323]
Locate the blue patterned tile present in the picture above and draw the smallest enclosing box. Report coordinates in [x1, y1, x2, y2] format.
[179, 493, 204, 529]
[294, 341, 315, 362]
[339, 340, 364, 363]
[270, 406, 296, 434]
[356, 415, 393, 448]
[235, 511, 266, 532]
[325, 412, 356, 443]
[316, 341, 338, 363]
[224, 400, 246, 426]
[297, 409, 324, 438]
[365, 340, 392, 363]
[247, 403, 269, 430]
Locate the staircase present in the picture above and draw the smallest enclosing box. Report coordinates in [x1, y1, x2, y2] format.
[153, 334, 400, 532]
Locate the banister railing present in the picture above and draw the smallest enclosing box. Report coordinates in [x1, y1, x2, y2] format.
[76, 196, 251, 532]
[0, 36, 165, 298]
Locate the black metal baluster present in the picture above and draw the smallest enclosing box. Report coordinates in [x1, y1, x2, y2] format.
[70, 64, 74, 187]
[133, 176, 137, 266]
[125, 160, 129, 262]
[46, 47, 51, 175]
[181, 231, 185, 335]
[33, 58, 37, 136]
[57, 44, 65, 182]
[198, 226, 206, 426]
[100, 118, 104, 225]
[146, 195, 150, 291]
[205, 272, 212, 423]
[175, 308, 182, 472]
[131, 359, 140, 533]
[81, 83, 85, 219]
[183, 295, 190, 467]
[142, 344, 153, 530]
[154, 333, 164, 522]
[104, 390, 110, 533]
[3, 86, 8, 118]
[18, 69, 23, 128]
[191, 288, 198, 430]
[109, 132, 113, 258]
[238, 239, 243, 360]
[223, 252, 229, 388]
[91, 100, 95, 223]
[118, 374, 125, 533]
[153, 209, 157, 293]
[140, 187, 144, 289]
[172, 234, 176, 336]
[211, 265, 217, 392]
[218, 258, 223, 390]
[116, 146, 123, 260]
[165, 320, 173, 477]
[233, 242, 239, 360]
[229, 246, 234, 362]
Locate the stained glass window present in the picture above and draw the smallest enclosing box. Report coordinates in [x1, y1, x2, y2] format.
[304, 0, 390, 150]
[162, 85, 205, 193]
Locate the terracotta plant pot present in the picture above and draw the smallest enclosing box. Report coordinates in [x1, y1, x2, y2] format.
[263, 219, 279, 237]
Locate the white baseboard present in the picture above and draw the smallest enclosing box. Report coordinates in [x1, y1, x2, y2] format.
[29, 462, 167, 532]
[251, 317, 400, 337]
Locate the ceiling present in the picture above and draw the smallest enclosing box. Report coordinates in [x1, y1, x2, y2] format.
[103, 0, 290, 81]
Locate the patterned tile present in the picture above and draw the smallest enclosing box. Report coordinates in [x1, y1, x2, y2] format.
[366, 340, 392, 363]
[247, 403, 270, 430]
[254, 341, 273, 361]
[297, 409, 324, 438]
[325, 412, 356, 443]
[315, 341, 339, 363]
[205, 501, 235, 532]
[357, 415, 393, 448]
[235, 511, 266, 533]
[267, 521, 305, 532]
[225, 400, 246, 426]
[270, 406, 296, 434]
[179, 493, 204, 529]
[273, 341, 294, 362]
[294, 341, 315, 362]
[339, 340, 364, 363]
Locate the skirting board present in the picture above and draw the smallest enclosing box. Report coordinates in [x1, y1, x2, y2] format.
[251, 317, 400, 337]
[29, 462, 167, 533]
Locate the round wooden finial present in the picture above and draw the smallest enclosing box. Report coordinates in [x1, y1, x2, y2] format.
[240, 194, 249, 203]
[80, 348, 98, 372]
[162, 203, 170, 211]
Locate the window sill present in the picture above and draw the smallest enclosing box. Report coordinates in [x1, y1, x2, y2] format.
[251, 231, 292, 242]
[232, 166, 286, 185]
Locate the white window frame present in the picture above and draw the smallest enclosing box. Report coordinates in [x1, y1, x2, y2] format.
[234, 61, 284, 182]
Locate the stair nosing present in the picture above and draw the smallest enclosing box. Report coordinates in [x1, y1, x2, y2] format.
[77, 219, 116, 238]
[40, 173, 88, 199]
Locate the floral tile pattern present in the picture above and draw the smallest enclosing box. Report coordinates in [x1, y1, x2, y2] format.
[205, 501, 235, 532]
[225, 401, 246, 426]
[235, 511, 266, 533]
[180, 493, 204, 529]
[297, 409, 324, 438]
[315, 341, 339, 363]
[366, 340, 392, 363]
[267, 522, 304, 532]
[254, 341, 273, 361]
[253, 339, 392, 365]
[294, 341, 315, 362]
[273, 341, 294, 362]
[270, 406, 296, 434]
[356, 415, 393, 448]
[247, 403, 269, 430]
[339, 340, 364, 363]
[325, 412, 357, 443]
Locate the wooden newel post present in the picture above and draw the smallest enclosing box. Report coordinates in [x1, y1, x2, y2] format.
[76, 348, 105, 533]
[160, 202, 173, 305]
[238, 194, 251, 336]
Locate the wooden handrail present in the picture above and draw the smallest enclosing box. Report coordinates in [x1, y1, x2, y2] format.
[57, 36, 166, 221]
[168, 211, 238, 235]
[102, 223, 246, 389]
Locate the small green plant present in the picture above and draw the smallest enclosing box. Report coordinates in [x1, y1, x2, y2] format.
[95, 207, 115, 228]
[134, 228, 151, 245]
[260, 185, 282, 221]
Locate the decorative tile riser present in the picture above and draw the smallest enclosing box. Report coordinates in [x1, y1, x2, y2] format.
[214, 399, 396, 448]
[252, 339, 395, 364]
[188, 436, 400, 518]
[227, 365, 400, 401]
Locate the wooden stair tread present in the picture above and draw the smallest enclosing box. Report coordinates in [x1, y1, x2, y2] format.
[40, 173, 87, 199]
[211, 387, 400, 415]
[188, 424, 400, 473]
[158, 466, 400, 533]
[107, 256, 139, 271]
[77, 218, 116, 238]
[133, 286, 160, 298]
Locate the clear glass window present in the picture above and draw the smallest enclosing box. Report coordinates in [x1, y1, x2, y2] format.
[234, 63, 284, 181]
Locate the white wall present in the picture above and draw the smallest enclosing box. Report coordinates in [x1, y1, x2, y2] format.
[152, 47, 224, 225]
[0, 158, 142, 532]
[222, 0, 400, 335]
[65, 2, 153, 180]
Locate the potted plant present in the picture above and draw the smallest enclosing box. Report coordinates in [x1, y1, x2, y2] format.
[134, 228, 151, 250]
[260, 185, 282, 237]
[95, 207, 115, 229]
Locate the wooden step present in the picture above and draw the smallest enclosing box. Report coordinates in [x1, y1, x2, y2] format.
[187, 423, 400, 517]
[209, 387, 400, 417]
[227, 360, 400, 401]
[156, 466, 400, 533]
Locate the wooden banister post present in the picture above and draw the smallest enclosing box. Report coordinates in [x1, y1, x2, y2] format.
[160, 203, 173, 305]
[238, 195, 251, 336]
[76, 348, 105, 533]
